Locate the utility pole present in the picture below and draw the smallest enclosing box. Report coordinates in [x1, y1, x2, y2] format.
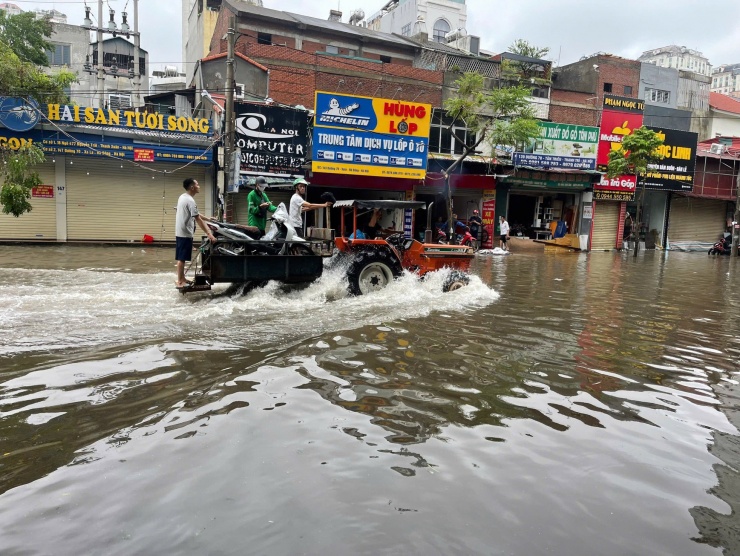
[133, 0, 140, 107]
[223, 16, 236, 221]
[732, 165, 740, 258]
[97, 0, 104, 109]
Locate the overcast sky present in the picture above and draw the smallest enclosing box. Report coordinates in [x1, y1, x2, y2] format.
[17, 0, 740, 72]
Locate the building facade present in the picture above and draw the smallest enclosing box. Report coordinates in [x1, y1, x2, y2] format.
[638, 45, 712, 77]
[712, 63, 740, 97]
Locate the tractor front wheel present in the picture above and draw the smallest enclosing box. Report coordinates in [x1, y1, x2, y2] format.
[442, 271, 470, 292]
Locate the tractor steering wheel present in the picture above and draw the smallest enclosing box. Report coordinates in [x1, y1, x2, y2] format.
[385, 233, 405, 249]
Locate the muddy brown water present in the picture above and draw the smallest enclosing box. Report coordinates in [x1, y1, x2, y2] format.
[0, 244, 739, 555]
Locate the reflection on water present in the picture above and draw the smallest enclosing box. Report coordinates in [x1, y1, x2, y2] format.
[0, 246, 739, 554]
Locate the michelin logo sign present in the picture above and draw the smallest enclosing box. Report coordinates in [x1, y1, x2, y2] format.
[312, 91, 431, 179]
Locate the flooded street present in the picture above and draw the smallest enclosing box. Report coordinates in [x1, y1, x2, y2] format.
[1, 245, 739, 555]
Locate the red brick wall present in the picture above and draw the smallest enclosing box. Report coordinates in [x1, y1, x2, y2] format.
[550, 90, 599, 126]
[207, 8, 441, 108]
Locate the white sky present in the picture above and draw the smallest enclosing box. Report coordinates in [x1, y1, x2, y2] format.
[11, 0, 740, 73]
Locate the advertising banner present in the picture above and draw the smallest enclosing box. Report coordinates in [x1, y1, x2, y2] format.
[641, 127, 697, 191]
[0, 129, 211, 164]
[596, 109, 645, 168]
[31, 185, 54, 198]
[482, 199, 496, 249]
[234, 103, 309, 176]
[513, 121, 599, 170]
[312, 91, 431, 179]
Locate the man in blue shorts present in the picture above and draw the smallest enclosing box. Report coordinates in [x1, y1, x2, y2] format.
[175, 178, 216, 288]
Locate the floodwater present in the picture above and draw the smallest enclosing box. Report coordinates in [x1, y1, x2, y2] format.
[1, 244, 739, 555]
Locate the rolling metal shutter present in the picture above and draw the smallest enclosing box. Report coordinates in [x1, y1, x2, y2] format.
[0, 162, 56, 240]
[591, 201, 620, 250]
[667, 197, 728, 243]
[66, 159, 205, 241]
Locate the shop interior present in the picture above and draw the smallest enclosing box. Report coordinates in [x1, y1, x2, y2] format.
[508, 192, 579, 239]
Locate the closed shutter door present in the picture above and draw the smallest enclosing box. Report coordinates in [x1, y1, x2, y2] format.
[66, 159, 205, 241]
[591, 201, 620, 250]
[668, 197, 728, 243]
[0, 162, 56, 240]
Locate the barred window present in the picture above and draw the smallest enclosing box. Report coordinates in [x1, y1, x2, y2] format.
[645, 88, 670, 103]
[46, 44, 70, 66]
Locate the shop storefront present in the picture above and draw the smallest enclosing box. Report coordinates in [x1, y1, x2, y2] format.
[667, 195, 731, 247]
[0, 99, 214, 242]
[499, 170, 595, 241]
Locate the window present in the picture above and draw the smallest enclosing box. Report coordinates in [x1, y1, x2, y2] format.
[645, 88, 670, 103]
[46, 44, 70, 66]
[379, 55, 391, 63]
[326, 45, 339, 54]
[429, 109, 472, 154]
[401, 23, 411, 36]
[603, 82, 613, 93]
[623, 85, 632, 95]
[531, 87, 549, 99]
[257, 32, 272, 45]
[432, 18, 450, 43]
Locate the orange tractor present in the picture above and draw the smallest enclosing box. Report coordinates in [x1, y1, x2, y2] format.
[332, 199, 474, 295]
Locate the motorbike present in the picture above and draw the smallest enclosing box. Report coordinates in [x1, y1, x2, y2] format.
[708, 232, 735, 256]
[204, 203, 311, 256]
[437, 226, 475, 248]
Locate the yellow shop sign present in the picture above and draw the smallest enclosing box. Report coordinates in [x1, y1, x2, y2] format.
[46, 104, 211, 134]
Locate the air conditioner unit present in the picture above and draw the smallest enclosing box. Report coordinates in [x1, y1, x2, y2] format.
[235, 83, 245, 100]
[709, 143, 725, 154]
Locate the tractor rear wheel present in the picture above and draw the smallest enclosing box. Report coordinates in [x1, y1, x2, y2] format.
[346, 250, 402, 295]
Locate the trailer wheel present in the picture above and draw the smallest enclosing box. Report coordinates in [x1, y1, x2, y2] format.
[288, 243, 314, 256]
[443, 271, 470, 292]
[347, 250, 402, 295]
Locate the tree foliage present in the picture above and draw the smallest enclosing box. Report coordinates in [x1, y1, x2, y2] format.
[504, 39, 552, 83]
[0, 11, 53, 66]
[439, 72, 541, 233]
[0, 41, 75, 104]
[605, 126, 665, 178]
[444, 72, 540, 166]
[0, 144, 45, 217]
[606, 126, 664, 256]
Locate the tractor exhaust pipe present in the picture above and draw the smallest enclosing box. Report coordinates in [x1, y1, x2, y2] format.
[425, 202, 434, 243]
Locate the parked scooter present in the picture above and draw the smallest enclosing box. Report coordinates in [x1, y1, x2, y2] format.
[204, 203, 309, 256]
[708, 232, 734, 256]
[437, 226, 475, 248]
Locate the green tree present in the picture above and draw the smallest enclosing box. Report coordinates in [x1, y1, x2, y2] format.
[503, 39, 552, 83]
[0, 36, 75, 217]
[606, 126, 665, 256]
[0, 11, 53, 66]
[0, 41, 75, 103]
[440, 72, 540, 238]
[0, 143, 45, 217]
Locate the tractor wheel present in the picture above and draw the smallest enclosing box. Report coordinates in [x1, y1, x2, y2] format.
[442, 271, 470, 292]
[346, 250, 402, 295]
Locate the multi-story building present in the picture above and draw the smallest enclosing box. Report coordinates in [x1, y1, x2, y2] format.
[638, 45, 711, 77]
[711, 63, 740, 97]
[366, 0, 468, 47]
[0, 2, 22, 15]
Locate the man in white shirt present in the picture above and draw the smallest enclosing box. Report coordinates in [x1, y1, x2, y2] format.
[288, 177, 331, 235]
[499, 215, 510, 251]
[175, 178, 216, 288]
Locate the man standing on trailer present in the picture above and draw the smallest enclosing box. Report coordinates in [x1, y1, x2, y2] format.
[288, 177, 331, 235]
[175, 178, 216, 288]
